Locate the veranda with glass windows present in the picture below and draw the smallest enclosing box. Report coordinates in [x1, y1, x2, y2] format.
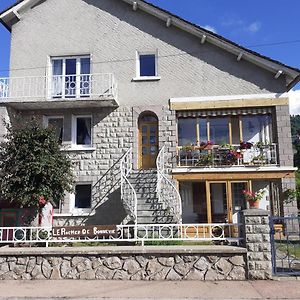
[179, 179, 282, 225]
[176, 108, 277, 167]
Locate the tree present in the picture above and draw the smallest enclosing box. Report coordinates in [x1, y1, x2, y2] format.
[0, 118, 74, 210]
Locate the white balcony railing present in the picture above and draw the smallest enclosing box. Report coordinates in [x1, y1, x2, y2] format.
[0, 73, 117, 101]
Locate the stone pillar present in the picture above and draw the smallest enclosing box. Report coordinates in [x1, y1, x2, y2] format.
[275, 105, 293, 168]
[240, 209, 272, 280]
[281, 177, 298, 217]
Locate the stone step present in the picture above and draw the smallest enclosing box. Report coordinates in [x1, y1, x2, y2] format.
[133, 187, 157, 193]
[137, 216, 176, 224]
[137, 204, 162, 211]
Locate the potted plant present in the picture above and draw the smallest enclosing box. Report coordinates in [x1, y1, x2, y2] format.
[242, 189, 265, 208]
[240, 141, 253, 150]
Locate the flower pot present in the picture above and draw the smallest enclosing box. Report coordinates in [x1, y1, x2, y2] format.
[248, 200, 260, 209]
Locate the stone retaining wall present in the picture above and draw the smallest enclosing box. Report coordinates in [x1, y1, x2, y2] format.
[0, 246, 247, 281]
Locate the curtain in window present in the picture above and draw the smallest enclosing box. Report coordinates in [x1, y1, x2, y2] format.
[77, 117, 91, 146]
[52, 60, 63, 97]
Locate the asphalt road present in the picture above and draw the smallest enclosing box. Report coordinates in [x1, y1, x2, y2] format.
[1, 279, 300, 299]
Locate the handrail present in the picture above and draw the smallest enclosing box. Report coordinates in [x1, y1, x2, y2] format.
[156, 145, 182, 223]
[120, 148, 137, 225]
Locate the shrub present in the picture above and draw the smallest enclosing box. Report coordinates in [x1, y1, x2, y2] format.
[0, 118, 74, 210]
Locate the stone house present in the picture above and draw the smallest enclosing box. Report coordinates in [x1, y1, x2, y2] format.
[0, 0, 299, 228]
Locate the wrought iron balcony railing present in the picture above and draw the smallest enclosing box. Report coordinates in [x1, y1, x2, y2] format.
[0, 73, 117, 101]
[177, 143, 278, 167]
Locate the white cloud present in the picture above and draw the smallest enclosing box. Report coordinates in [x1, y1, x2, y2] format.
[203, 25, 217, 34]
[221, 18, 261, 34]
[247, 22, 261, 33]
[289, 89, 300, 115]
[221, 19, 244, 27]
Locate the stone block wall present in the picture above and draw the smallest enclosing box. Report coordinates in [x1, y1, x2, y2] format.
[275, 105, 294, 167]
[240, 209, 272, 280]
[11, 104, 176, 226]
[0, 247, 246, 281]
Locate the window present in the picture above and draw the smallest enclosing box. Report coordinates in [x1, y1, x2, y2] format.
[75, 184, 92, 209]
[242, 115, 272, 144]
[51, 56, 91, 98]
[44, 116, 63, 143]
[72, 116, 92, 148]
[178, 118, 197, 146]
[136, 51, 159, 79]
[209, 117, 230, 145]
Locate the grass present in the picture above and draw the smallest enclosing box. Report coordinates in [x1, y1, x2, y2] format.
[276, 242, 300, 259]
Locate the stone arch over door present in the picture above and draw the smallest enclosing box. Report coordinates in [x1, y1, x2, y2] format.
[138, 111, 159, 169]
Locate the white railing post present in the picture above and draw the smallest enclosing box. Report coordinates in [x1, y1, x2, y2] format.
[156, 145, 182, 223]
[120, 148, 138, 226]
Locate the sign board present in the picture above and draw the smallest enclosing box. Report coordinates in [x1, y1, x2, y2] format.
[52, 225, 117, 238]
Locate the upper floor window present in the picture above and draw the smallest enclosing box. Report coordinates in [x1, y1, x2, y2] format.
[51, 56, 91, 99]
[72, 115, 92, 148]
[242, 115, 272, 144]
[135, 51, 159, 80]
[44, 116, 64, 143]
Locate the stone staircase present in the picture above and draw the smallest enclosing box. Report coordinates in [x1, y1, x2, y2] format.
[128, 169, 175, 224]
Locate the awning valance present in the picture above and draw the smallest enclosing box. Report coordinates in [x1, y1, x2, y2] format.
[177, 107, 273, 118]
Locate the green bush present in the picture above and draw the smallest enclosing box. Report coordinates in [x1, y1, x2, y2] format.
[0, 118, 74, 210]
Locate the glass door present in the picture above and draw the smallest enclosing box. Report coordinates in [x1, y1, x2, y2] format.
[207, 181, 250, 223]
[209, 182, 229, 223]
[51, 57, 91, 98]
[231, 181, 249, 223]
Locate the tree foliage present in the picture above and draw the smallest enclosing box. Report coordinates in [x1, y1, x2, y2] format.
[0, 118, 74, 209]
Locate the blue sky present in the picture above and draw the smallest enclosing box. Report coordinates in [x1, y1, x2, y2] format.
[1, 0, 300, 97]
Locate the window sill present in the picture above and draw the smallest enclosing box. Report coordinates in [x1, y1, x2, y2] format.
[132, 76, 161, 82]
[60, 147, 96, 152]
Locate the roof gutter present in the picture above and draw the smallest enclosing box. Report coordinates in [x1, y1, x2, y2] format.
[287, 74, 300, 91]
[0, 18, 11, 32]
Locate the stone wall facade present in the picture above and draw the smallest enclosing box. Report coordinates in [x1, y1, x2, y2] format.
[275, 105, 294, 168]
[0, 247, 246, 281]
[14, 104, 176, 226]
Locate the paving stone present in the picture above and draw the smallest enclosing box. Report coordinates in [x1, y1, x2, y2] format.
[229, 256, 245, 267]
[184, 269, 205, 280]
[146, 259, 163, 276]
[103, 257, 122, 270]
[173, 262, 191, 276]
[123, 259, 140, 274]
[157, 257, 175, 267]
[214, 258, 232, 275]
[166, 268, 182, 281]
[194, 257, 210, 271]
[79, 270, 96, 280]
[95, 265, 115, 280]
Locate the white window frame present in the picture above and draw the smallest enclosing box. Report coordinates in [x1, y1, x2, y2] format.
[133, 50, 161, 81]
[70, 182, 93, 214]
[48, 55, 91, 99]
[72, 115, 93, 149]
[43, 115, 64, 142]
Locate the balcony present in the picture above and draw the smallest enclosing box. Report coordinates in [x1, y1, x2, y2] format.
[177, 143, 278, 168]
[0, 73, 118, 109]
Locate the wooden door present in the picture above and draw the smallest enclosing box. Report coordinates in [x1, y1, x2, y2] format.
[139, 114, 158, 169]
